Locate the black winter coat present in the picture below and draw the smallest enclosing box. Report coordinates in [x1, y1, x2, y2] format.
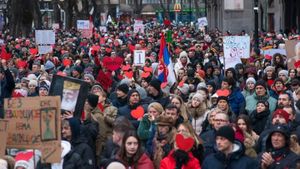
[250, 109, 270, 135]
[0, 69, 15, 118]
[202, 141, 259, 169]
[72, 137, 96, 169]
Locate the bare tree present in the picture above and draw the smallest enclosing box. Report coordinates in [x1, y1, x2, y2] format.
[134, 0, 143, 17]
[194, 0, 201, 18]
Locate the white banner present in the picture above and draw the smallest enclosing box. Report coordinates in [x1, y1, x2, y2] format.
[35, 30, 55, 45]
[261, 49, 287, 57]
[134, 50, 146, 66]
[223, 36, 250, 69]
[77, 20, 90, 29]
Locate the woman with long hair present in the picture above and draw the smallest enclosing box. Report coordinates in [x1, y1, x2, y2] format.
[116, 130, 154, 169]
[170, 94, 190, 122]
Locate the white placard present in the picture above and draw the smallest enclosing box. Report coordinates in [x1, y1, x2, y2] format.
[198, 17, 208, 27]
[135, 20, 143, 25]
[261, 49, 287, 57]
[52, 23, 60, 30]
[224, 0, 244, 10]
[99, 26, 107, 32]
[77, 20, 90, 29]
[35, 30, 55, 45]
[134, 24, 144, 34]
[223, 36, 250, 69]
[134, 50, 146, 66]
[38, 45, 53, 54]
[100, 13, 107, 26]
[0, 39, 4, 45]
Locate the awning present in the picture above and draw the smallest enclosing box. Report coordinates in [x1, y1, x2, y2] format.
[119, 4, 134, 12]
[141, 4, 155, 15]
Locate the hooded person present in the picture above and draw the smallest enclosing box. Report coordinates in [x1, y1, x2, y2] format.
[242, 77, 256, 98]
[118, 89, 148, 129]
[148, 78, 170, 107]
[112, 84, 129, 108]
[250, 101, 270, 135]
[258, 124, 300, 169]
[61, 117, 96, 169]
[202, 126, 259, 169]
[174, 51, 191, 76]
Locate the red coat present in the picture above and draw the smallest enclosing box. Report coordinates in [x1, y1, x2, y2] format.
[160, 150, 201, 169]
[117, 153, 154, 169]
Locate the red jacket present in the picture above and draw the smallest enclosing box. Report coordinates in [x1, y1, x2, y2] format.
[117, 153, 154, 169]
[160, 150, 201, 169]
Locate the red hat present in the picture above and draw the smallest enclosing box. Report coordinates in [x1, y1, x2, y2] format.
[272, 109, 290, 122]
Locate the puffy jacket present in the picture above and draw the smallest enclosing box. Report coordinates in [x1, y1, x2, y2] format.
[202, 141, 259, 169]
[250, 109, 270, 135]
[118, 104, 148, 129]
[160, 150, 201, 169]
[0, 69, 15, 118]
[245, 91, 277, 115]
[228, 88, 245, 116]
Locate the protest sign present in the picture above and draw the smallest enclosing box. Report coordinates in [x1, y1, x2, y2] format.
[198, 17, 208, 27]
[100, 13, 107, 26]
[35, 30, 55, 45]
[285, 40, 300, 69]
[99, 26, 107, 33]
[5, 96, 61, 163]
[223, 36, 250, 69]
[77, 20, 90, 29]
[261, 49, 286, 57]
[77, 20, 93, 38]
[134, 50, 145, 66]
[0, 120, 8, 158]
[102, 56, 124, 71]
[134, 24, 144, 34]
[40, 140, 61, 163]
[97, 70, 113, 91]
[52, 23, 60, 30]
[38, 45, 53, 54]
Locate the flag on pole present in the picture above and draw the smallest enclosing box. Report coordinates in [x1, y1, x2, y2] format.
[157, 34, 176, 86]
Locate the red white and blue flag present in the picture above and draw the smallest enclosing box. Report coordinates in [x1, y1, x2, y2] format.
[157, 34, 176, 86]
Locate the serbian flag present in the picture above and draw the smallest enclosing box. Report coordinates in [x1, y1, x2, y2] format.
[157, 34, 176, 86]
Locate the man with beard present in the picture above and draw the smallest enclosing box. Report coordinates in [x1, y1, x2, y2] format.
[147, 78, 170, 107]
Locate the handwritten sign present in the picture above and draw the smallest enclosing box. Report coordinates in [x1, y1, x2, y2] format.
[4, 96, 61, 163]
[38, 45, 53, 54]
[77, 20, 93, 38]
[134, 50, 145, 66]
[198, 17, 208, 27]
[261, 49, 286, 57]
[134, 24, 144, 34]
[0, 120, 8, 158]
[40, 140, 61, 163]
[223, 36, 250, 69]
[35, 30, 55, 45]
[77, 20, 90, 29]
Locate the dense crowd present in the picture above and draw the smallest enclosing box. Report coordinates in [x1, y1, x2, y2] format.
[0, 21, 300, 169]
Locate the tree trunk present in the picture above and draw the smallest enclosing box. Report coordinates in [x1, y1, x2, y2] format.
[52, 0, 61, 26]
[33, 0, 42, 29]
[9, 0, 34, 37]
[159, 0, 167, 19]
[194, 0, 201, 18]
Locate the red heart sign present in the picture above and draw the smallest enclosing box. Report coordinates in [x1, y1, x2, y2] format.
[131, 106, 144, 119]
[141, 72, 150, 78]
[175, 134, 194, 152]
[15, 151, 34, 161]
[63, 58, 72, 66]
[144, 66, 153, 72]
[102, 56, 124, 71]
[124, 71, 133, 79]
[294, 60, 300, 68]
[161, 82, 168, 89]
[216, 89, 230, 97]
[178, 81, 185, 87]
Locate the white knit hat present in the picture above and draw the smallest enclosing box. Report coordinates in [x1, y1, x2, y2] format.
[177, 83, 190, 95]
[0, 159, 7, 169]
[246, 77, 256, 84]
[106, 162, 126, 169]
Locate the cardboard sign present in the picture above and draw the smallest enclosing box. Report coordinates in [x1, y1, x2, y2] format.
[198, 17, 208, 27]
[38, 45, 53, 54]
[223, 36, 250, 69]
[134, 50, 145, 66]
[35, 30, 55, 45]
[0, 120, 8, 158]
[102, 56, 124, 71]
[285, 40, 300, 69]
[134, 24, 144, 34]
[40, 140, 61, 163]
[4, 96, 61, 163]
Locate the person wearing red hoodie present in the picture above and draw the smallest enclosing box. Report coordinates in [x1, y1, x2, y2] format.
[116, 130, 154, 169]
[160, 133, 201, 169]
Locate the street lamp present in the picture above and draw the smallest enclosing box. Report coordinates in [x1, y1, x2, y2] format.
[174, 3, 181, 24]
[254, 0, 259, 50]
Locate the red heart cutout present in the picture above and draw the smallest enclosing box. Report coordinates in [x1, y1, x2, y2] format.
[124, 71, 133, 79]
[143, 66, 153, 72]
[29, 48, 38, 55]
[15, 151, 34, 161]
[175, 134, 194, 151]
[294, 60, 300, 68]
[131, 106, 144, 119]
[141, 72, 150, 78]
[122, 65, 131, 71]
[178, 81, 185, 87]
[216, 89, 230, 97]
[63, 58, 72, 66]
[102, 56, 124, 71]
[161, 82, 168, 89]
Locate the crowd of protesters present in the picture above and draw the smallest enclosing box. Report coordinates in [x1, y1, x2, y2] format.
[1, 19, 300, 169]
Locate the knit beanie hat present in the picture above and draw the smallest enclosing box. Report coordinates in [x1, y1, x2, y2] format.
[28, 80, 38, 87]
[217, 96, 229, 104]
[257, 100, 269, 109]
[117, 84, 129, 94]
[255, 80, 267, 89]
[278, 70, 288, 77]
[177, 83, 190, 95]
[246, 77, 256, 84]
[264, 66, 275, 74]
[272, 109, 290, 123]
[106, 161, 126, 169]
[87, 93, 99, 108]
[14, 151, 35, 169]
[73, 66, 83, 74]
[44, 60, 55, 71]
[192, 93, 204, 102]
[216, 125, 235, 143]
[149, 78, 161, 92]
[84, 73, 95, 81]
